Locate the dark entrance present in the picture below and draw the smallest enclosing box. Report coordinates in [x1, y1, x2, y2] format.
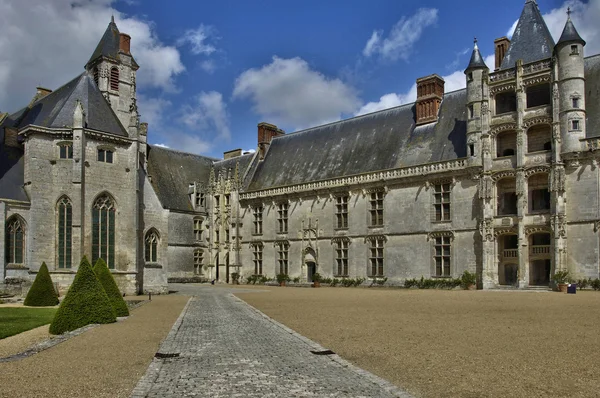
[504, 263, 518, 285]
[530, 259, 551, 286]
[307, 262, 316, 282]
[225, 254, 230, 283]
[215, 255, 219, 281]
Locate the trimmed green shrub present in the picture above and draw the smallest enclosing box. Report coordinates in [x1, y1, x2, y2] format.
[49, 256, 116, 335]
[24, 262, 59, 307]
[93, 258, 129, 317]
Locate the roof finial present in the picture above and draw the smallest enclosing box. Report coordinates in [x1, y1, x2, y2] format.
[567, 7, 571, 19]
[111, 15, 115, 24]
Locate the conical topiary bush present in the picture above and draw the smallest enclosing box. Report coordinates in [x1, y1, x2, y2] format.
[49, 256, 116, 335]
[24, 262, 59, 307]
[93, 258, 129, 317]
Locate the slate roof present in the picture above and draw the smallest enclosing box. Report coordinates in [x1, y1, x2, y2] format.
[247, 89, 467, 192]
[213, 153, 254, 184]
[500, 0, 555, 69]
[585, 54, 600, 138]
[465, 41, 488, 72]
[147, 145, 216, 211]
[0, 142, 27, 202]
[5, 73, 127, 136]
[557, 17, 586, 46]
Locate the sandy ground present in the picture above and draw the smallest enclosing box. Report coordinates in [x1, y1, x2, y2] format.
[236, 286, 600, 398]
[0, 295, 188, 398]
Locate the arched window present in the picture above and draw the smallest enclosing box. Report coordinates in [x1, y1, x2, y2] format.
[57, 197, 72, 269]
[6, 217, 25, 264]
[145, 230, 159, 263]
[92, 194, 116, 268]
[110, 67, 119, 91]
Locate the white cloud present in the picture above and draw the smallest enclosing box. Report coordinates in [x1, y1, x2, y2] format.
[507, 19, 519, 39]
[0, 0, 185, 111]
[200, 60, 217, 74]
[154, 143, 170, 148]
[362, 8, 439, 61]
[137, 94, 172, 128]
[181, 91, 231, 142]
[177, 25, 217, 56]
[233, 56, 360, 129]
[244, 149, 256, 154]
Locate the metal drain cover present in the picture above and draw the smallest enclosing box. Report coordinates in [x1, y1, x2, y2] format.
[155, 352, 180, 358]
[310, 350, 335, 355]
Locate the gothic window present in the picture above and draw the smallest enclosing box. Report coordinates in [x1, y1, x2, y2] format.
[276, 242, 289, 275]
[433, 183, 451, 222]
[97, 148, 114, 163]
[277, 203, 288, 233]
[193, 218, 203, 241]
[57, 197, 72, 269]
[335, 195, 349, 229]
[92, 194, 116, 268]
[110, 67, 119, 91]
[252, 244, 263, 275]
[253, 205, 263, 235]
[368, 238, 384, 277]
[335, 240, 349, 276]
[194, 249, 203, 274]
[144, 230, 159, 263]
[434, 236, 451, 277]
[59, 143, 73, 159]
[6, 217, 24, 264]
[369, 191, 384, 227]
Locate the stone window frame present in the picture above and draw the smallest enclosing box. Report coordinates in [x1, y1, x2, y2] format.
[195, 192, 205, 208]
[365, 235, 386, 277]
[275, 240, 289, 275]
[57, 141, 73, 160]
[428, 231, 454, 278]
[193, 217, 203, 242]
[570, 44, 579, 55]
[56, 196, 73, 269]
[332, 237, 350, 277]
[110, 66, 119, 91]
[194, 248, 203, 275]
[6, 215, 25, 265]
[571, 94, 580, 109]
[431, 181, 452, 223]
[335, 194, 349, 230]
[368, 190, 384, 227]
[252, 205, 263, 236]
[570, 119, 581, 131]
[276, 202, 289, 234]
[250, 242, 264, 276]
[144, 228, 159, 263]
[92, 193, 116, 269]
[97, 146, 115, 164]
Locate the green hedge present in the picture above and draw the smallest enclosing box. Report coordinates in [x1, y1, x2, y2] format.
[24, 262, 59, 307]
[93, 258, 129, 317]
[49, 256, 116, 335]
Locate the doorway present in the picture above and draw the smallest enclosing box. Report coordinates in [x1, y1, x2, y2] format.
[307, 262, 316, 282]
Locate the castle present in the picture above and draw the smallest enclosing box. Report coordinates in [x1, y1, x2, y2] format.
[1, 1, 599, 293]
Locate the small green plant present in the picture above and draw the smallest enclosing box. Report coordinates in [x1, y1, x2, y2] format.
[577, 278, 590, 290]
[460, 270, 477, 290]
[292, 277, 300, 283]
[312, 273, 322, 283]
[372, 277, 387, 286]
[331, 278, 340, 287]
[552, 270, 572, 284]
[321, 277, 333, 285]
[276, 273, 291, 284]
[246, 275, 258, 284]
[341, 278, 353, 287]
[353, 277, 365, 287]
[591, 278, 600, 291]
[24, 262, 59, 307]
[404, 278, 418, 288]
[231, 272, 240, 284]
[258, 275, 271, 284]
[93, 258, 129, 317]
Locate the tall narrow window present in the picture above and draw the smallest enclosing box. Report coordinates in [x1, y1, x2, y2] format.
[369, 192, 384, 227]
[253, 205, 263, 235]
[335, 240, 349, 276]
[92, 195, 116, 268]
[93, 67, 99, 87]
[252, 244, 263, 275]
[277, 203, 288, 233]
[434, 183, 451, 221]
[277, 242, 289, 275]
[225, 194, 230, 206]
[335, 195, 349, 229]
[6, 217, 24, 264]
[57, 197, 72, 269]
[368, 238, 384, 276]
[193, 218, 203, 241]
[434, 236, 451, 277]
[110, 67, 119, 91]
[145, 230, 159, 262]
[194, 249, 203, 274]
[59, 143, 73, 159]
[195, 192, 205, 208]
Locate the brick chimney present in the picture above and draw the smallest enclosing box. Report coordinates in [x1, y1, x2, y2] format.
[3, 127, 21, 148]
[257, 122, 284, 160]
[494, 37, 510, 70]
[224, 148, 242, 159]
[415, 74, 444, 126]
[119, 33, 131, 54]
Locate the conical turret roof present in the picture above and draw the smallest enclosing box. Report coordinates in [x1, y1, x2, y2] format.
[86, 17, 121, 67]
[557, 11, 586, 46]
[465, 39, 488, 72]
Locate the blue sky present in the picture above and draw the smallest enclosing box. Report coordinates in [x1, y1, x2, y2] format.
[0, 0, 597, 158]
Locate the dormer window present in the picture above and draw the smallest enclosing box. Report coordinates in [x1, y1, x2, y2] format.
[59, 143, 73, 159]
[570, 45, 579, 55]
[98, 148, 114, 163]
[110, 67, 119, 91]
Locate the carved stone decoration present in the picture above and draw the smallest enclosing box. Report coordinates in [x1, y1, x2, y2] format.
[516, 171, 525, 197]
[493, 227, 518, 238]
[478, 175, 494, 199]
[479, 219, 494, 242]
[552, 126, 562, 144]
[481, 102, 489, 116]
[587, 139, 600, 152]
[524, 166, 551, 178]
[549, 166, 565, 192]
[248, 241, 264, 249]
[553, 86, 560, 100]
[364, 235, 387, 243]
[489, 123, 518, 137]
[516, 131, 524, 147]
[594, 221, 600, 233]
[491, 170, 516, 182]
[551, 214, 567, 238]
[273, 240, 290, 248]
[524, 226, 552, 236]
[330, 237, 351, 245]
[522, 75, 551, 87]
[102, 92, 111, 106]
[427, 231, 455, 241]
[522, 117, 552, 129]
[482, 136, 491, 155]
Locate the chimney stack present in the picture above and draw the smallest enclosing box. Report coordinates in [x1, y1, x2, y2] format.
[119, 33, 131, 54]
[415, 74, 444, 126]
[36, 87, 52, 99]
[224, 148, 242, 159]
[257, 122, 285, 160]
[494, 37, 510, 70]
[3, 127, 21, 148]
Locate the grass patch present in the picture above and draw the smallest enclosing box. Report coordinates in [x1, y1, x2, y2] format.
[0, 307, 57, 339]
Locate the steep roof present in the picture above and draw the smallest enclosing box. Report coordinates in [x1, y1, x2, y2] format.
[0, 142, 27, 202]
[557, 16, 586, 46]
[500, 0, 555, 69]
[585, 54, 600, 138]
[247, 89, 467, 192]
[87, 19, 121, 66]
[9, 73, 127, 136]
[213, 153, 255, 186]
[465, 40, 488, 72]
[146, 145, 216, 212]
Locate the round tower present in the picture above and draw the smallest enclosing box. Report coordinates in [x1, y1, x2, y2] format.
[464, 39, 489, 162]
[555, 10, 586, 154]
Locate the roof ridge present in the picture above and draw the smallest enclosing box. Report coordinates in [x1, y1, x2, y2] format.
[149, 144, 219, 161]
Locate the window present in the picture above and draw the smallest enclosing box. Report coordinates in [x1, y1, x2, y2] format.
[570, 45, 579, 55]
[194, 218, 203, 241]
[253, 206, 263, 235]
[468, 72, 473, 82]
[6, 217, 24, 264]
[529, 174, 550, 213]
[214, 195, 220, 208]
[495, 91, 517, 114]
[277, 203, 288, 233]
[57, 197, 72, 269]
[527, 125, 552, 153]
[276, 242, 289, 275]
[145, 230, 159, 262]
[526, 83, 551, 108]
[498, 192, 518, 215]
[369, 191, 384, 227]
[368, 238, 384, 277]
[215, 229, 220, 243]
[468, 105, 474, 119]
[92, 194, 116, 268]
[571, 120, 580, 131]
[572, 97, 580, 108]
[225, 194, 230, 206]
[335, 195, 349, 229]
[97, 148, 114, 163]
[194, 249, 203, 274]
[496, 131, 517, 158]
[225, 228, 230, 242]
[252, 244, 263, 275]
[433, 183, 451, 222]
[195, 192, 205, 208]
[335, 240, 349, 276]
[434, 236, 451, 277]
[469, 144, 475, 157]
[93, 67, 99, 87]
[59, 143, 73, 159]
[110, 67, 119, 91]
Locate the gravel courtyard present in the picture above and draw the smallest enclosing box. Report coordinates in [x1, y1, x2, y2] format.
[236, 286, 600, 398]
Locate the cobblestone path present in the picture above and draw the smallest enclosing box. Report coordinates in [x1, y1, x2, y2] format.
[131, 285, 411, 397]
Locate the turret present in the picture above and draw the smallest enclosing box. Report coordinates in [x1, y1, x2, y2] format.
[464, 39, 489, 162]
[555, 8, 586, 154]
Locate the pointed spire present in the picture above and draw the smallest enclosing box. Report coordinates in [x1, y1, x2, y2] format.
[465, 37, 488, 72]
[86, 18, 121, 68]
[557, 7, 586, 47]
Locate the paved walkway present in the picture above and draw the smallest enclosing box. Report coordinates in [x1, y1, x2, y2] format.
[131, 285, 411, 397]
